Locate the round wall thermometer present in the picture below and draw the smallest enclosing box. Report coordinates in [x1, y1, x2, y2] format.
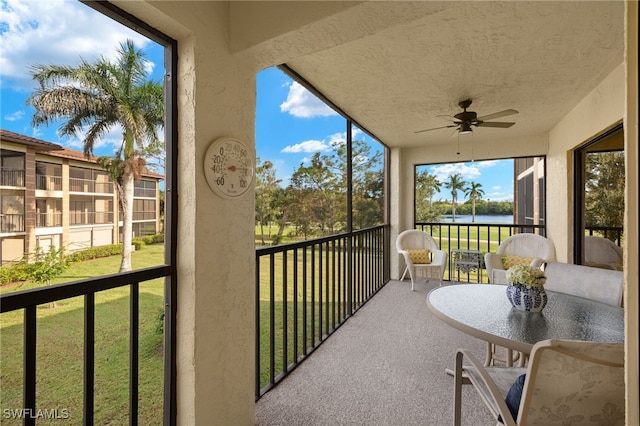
[204, 137, 254, 199]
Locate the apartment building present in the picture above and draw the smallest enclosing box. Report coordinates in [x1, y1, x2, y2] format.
[0, 129, 163, 265]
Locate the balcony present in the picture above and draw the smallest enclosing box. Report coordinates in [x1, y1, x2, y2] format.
[0, 213, 25, 233]
[134, 187, 156, 198]
[36, 211, 63, 227]
[69, 178, 113, 194]
[36, 174, 62, 191]
[255, 279, 495, 425]
[0, 168, 25, 187]
[69, 211, 114, 226]
[133, 211, 156, 221]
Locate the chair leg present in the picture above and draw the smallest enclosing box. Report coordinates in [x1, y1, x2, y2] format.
[408, 266, 416, 291]
[453, 351, 464, 426]
[400, 266, 408, 281]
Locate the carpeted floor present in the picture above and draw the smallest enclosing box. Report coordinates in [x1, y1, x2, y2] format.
[255, 279, 497, 425]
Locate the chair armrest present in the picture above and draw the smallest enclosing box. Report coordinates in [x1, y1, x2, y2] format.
[397, 249, 412, 266]
[454, 349, 518, 426]
[529, 257, 544, 268]
[485, 253, 504, 270]
[432, 249, 448, 265]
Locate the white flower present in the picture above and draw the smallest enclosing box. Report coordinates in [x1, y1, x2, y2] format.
[506, 265, 546, 288]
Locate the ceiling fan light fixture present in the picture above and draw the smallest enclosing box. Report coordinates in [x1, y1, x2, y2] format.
[459, 122, 473, 134]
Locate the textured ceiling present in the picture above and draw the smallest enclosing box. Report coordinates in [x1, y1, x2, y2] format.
[283, 1, 624, 149]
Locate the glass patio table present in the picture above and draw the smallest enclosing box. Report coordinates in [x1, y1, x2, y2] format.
[427, 284, 624, 365]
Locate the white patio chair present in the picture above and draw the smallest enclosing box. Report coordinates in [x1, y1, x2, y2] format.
[453, 339, 625, 426]
[396, 229, 448, 291]
[584, 235, 623, 271]
[544, 261, 624, 307]
[484, 234, 556, 284]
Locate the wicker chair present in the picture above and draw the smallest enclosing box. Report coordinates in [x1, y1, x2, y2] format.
[484, 234, 556, 284]
[584, 236, 623, 271]
[396, 229, 448, 291]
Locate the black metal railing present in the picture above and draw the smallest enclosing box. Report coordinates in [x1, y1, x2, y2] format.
[255, 225, 389, 398]
[416, 222, 547, 283]
[585, 226, 624, 246]
[0, 266, 171, 426]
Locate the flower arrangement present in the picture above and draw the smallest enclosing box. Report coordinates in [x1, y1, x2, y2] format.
[506, 264, 546, 288]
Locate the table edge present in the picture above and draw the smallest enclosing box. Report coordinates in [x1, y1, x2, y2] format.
[426, 286, 534, 354]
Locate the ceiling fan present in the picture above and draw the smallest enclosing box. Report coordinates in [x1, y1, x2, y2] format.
[415, 99, 518, 135]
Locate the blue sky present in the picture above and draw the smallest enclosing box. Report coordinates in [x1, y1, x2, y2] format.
[1, 0, 514, 202]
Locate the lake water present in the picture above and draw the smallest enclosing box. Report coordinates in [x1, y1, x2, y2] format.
[440, 214, 513, 224]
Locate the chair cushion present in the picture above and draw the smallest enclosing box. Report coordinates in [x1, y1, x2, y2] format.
[501, 255, 534, 269]
[406, 249, 431, 264]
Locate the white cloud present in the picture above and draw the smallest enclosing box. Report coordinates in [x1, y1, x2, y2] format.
[485, 191, 513, 202]
[0, 0, 154, 92]
[3, 110, 24, 121]
[430, 163, 482, 183]
[279, 81, 337, 118]
[281, 139, 330, 153]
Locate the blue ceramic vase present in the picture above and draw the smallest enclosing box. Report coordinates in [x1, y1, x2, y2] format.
[506, 283, 547, 312]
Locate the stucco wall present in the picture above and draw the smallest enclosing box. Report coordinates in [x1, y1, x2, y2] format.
[547, 63, 625, 262]
[623, 1, 638, 421]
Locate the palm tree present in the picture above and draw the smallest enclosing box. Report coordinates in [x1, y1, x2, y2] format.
[464, 181, 485, 222]
[444, 173, 467, 221]
[27, 39, 164, 272]
[424, 173, 441, 206]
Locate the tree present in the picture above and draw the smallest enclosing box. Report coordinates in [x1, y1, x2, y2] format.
[255, 158, 281, 245]
[329, 139, 384, 229]
[444, 173, 467, 221]
[585, 151, 625, 232]
[464, 181, 485, 222]
[27, 246, 70, 308]
[288, 153, 342, 237]
[27, 40, 164, 272]
[415, 170, 442, 222]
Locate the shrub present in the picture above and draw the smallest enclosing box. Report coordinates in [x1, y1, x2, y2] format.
[132, 239, 146, 250]
[68, 244, 122, 262]
[0, 261, 31, 285]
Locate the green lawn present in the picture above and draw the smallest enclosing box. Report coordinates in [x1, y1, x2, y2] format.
[0, 245, 165, 425]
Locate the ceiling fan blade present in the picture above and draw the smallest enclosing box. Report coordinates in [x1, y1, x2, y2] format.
[476, 121, 515, 128]
[477, 109, 519, 121]
[414, 124, 457, 134]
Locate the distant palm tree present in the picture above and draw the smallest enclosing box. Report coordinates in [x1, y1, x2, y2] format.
[444, 173, 467, 221]
[465, 181, 485, 222]
[425, 173, 441, 206]
[27, 39, 164, 272]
